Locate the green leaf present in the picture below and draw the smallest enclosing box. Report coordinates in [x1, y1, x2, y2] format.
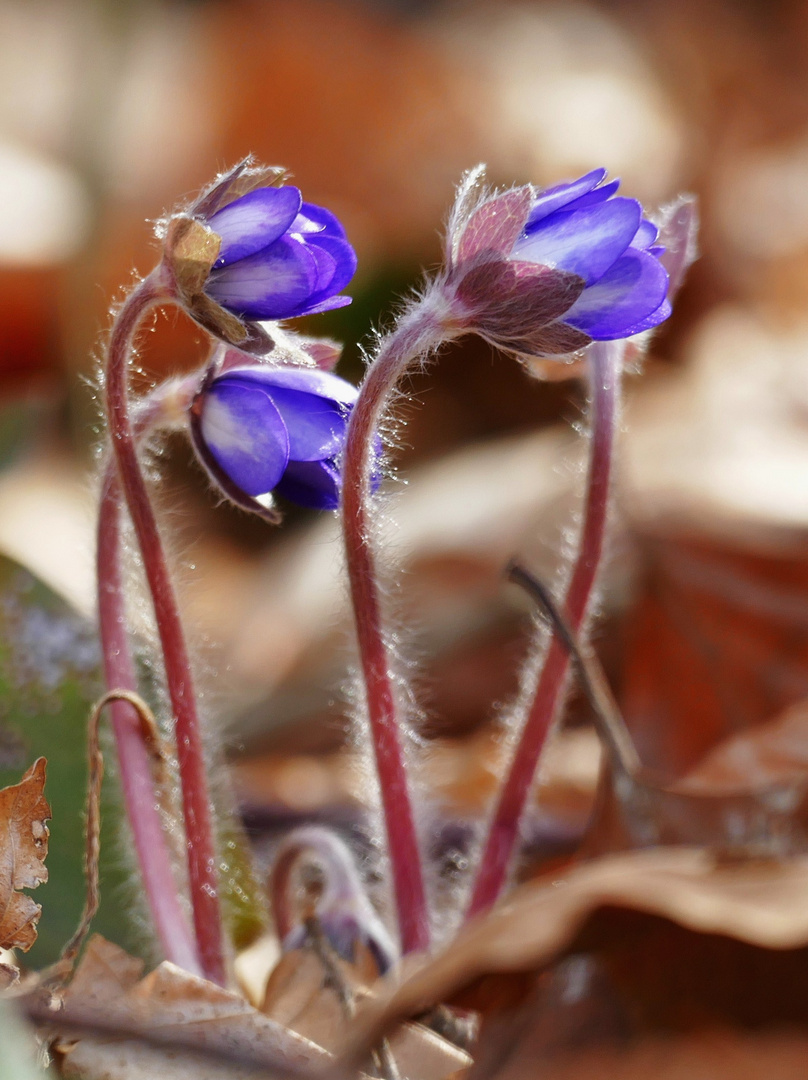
[0, 556, 145, 968]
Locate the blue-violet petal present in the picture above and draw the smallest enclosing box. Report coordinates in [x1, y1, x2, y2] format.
[296, 202, 349, 240]
[515, 198, 642, 284]
[524, 168, 607, 231]
[299, 294, 354, 316]
[554, 179, 621, 216]
[208, 186, 303, 267]
[206, 235, 317, 320]
[257, 385, 347, 462]
[274, 458, 342, 511]
[631, 218, 660, 250]
[303, 235, 358, 308]
[616, 297, 672, 337]
[305, 241, 338, 295]
[201, 380, 290, 496]
[227, 364, 359, 406]
[562, 249, 669, 338]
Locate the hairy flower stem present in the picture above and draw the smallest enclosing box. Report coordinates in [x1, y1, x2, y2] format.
[467, 340, 623, 919]
[97, 470, 201, 974]
[342, 304, 452, 955]
[105, 269, 225, 984]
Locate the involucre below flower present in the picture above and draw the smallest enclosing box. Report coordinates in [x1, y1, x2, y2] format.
[189, 350, 359, 516]
[447, 167, 676, 360]
[162, 160, 357, 352]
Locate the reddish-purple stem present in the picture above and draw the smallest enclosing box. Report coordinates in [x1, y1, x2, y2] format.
[467, 340, 622, 918]
[105, 270, 225, 984]
[97, 468, 201, 974]
[342, 309, 446, 955]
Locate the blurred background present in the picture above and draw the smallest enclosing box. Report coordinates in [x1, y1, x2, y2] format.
[5, 0, 808, 964]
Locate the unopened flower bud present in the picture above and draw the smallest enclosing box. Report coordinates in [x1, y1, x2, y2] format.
[269, 826, 397, 975]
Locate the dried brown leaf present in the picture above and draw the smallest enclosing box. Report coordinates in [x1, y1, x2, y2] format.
[424, 726, 600, 837]
[64, 932, 144, 1003]
[52, 935, 468, 1079]
[339, 848, 808, 1067]
[263, 945, 471, 1078]
[679, 697, 808, 794]
[584, 759, 808, 858]
[262, 945, 369, 1043]
[0, 759, 50, 953]
[529, 1029, 808, 1080]
[53, 936, 332, 1080]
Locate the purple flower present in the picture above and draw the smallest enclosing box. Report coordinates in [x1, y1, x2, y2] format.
[449, 167, 676, 359]
[204, 186, 357, 321]
[190, 360, 358, 514]
[162, 161, 357, 353]
[512, 168, 670, 340]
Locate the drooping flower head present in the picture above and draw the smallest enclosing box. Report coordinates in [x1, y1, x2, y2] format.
[189, 346, 359, 518]
[446, 167, 691, 364]
[162, 160, 357, 353]
[269, 827, 397, 975]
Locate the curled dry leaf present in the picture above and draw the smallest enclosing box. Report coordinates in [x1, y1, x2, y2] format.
[614, 531, 808, 780]
[339, 847, 808, 1068]
[0, 758, 50, 953]
[51, 934, 467, 1079]
[52, 935, 333, 1080]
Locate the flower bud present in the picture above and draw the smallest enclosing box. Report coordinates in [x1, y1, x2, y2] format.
[269, 826, 397, 975]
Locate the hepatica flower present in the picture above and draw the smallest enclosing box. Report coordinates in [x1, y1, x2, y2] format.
[190, 357, 359, 515]
[450, 168, 673, 358]
[514, 169, 670, 338]
[204, 187, 357, 321]
[162, 161, 357, 352]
